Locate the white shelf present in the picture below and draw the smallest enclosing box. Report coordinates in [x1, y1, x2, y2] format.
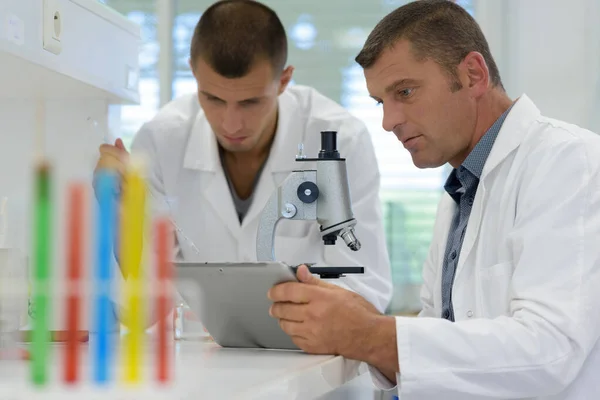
[0, 0, 140, 103]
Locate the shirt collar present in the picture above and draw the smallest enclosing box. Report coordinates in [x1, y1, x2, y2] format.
[444, 104, 513, 199]
[444, 168, 462, 203]
[462, 105, 512, 179]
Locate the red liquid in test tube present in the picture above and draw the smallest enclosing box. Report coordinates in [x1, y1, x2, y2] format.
[64, 183, 85, 384]
[156, 218, 173, 383]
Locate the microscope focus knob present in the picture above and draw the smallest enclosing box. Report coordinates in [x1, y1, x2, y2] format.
[297, 181, 319, 203]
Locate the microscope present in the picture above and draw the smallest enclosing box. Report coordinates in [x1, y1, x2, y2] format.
[256, 131, 364, 279]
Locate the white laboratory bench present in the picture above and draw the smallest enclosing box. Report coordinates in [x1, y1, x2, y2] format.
[0, 334, 374, 399]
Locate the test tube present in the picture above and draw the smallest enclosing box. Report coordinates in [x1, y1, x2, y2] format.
[94, 171, 117, 384]
[64, 183, 85, 384]
[31, 162, 52, 386]
[155, 217, 173, 383]
[120, 158, 146, 384]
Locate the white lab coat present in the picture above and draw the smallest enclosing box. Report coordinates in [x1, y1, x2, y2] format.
[127, 85, 392, 313]
[373, 94, 600, 399]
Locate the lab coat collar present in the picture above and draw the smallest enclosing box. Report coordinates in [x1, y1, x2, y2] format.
[480, 93, 541, 181]
[181, 89, 301, 174]
[183, 111, 219, 171]
[454, 93, 540, 283]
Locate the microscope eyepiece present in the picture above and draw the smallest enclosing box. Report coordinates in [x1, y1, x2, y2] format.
[319, 131, 340, 159]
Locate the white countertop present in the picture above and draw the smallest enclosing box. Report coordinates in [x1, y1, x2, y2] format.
[0, 334, 366, 399]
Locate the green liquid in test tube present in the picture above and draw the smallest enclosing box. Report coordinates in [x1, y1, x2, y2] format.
[31, 163, 51, 386]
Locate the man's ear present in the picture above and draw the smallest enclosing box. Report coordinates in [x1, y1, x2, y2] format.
[277, 65, 295, 95]
[461, 51, 489, 98]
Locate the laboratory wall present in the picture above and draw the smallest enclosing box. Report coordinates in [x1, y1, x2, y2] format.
[478, 0, 600, 132]
[103, 0, 600, 314]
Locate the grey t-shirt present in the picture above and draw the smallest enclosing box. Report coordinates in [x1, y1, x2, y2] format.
[219, 147, 268, 223]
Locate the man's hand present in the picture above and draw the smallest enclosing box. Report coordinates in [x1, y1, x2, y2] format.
[94, 138, 129, 194]
[268, 265, 398, 380]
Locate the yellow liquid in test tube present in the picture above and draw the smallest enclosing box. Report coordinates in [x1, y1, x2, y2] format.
[120, 160, 146, 383]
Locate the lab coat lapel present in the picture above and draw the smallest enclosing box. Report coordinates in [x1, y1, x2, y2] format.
[181, 113, 241, 239]
[241, 92, 303, 228]
[454, 94, 540, 279]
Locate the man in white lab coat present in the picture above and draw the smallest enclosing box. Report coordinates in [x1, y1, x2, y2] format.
[268, 1, 600, 398]
[94, 0, 392, 312]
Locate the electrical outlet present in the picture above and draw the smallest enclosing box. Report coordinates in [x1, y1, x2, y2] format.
[43, 0, 62, 55]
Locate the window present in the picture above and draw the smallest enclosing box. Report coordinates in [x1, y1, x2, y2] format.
[172, 12, 201, 98]
[107, 0, 474, 314]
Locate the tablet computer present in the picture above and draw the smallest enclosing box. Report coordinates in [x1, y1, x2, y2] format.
[174, 261, 300, 350]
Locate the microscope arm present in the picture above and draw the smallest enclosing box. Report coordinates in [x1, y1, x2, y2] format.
[256, 170, 317, 262]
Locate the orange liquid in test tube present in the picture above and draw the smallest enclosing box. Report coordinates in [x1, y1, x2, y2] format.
[64, 183, 85, 384]
[156, 218, 173, 383]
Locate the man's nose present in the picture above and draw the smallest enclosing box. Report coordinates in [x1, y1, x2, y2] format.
[381, 103, 407, 133]
[222, 105, 243, 134]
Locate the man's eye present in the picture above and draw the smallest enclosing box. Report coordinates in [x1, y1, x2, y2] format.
[397, 88, 414, 97]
